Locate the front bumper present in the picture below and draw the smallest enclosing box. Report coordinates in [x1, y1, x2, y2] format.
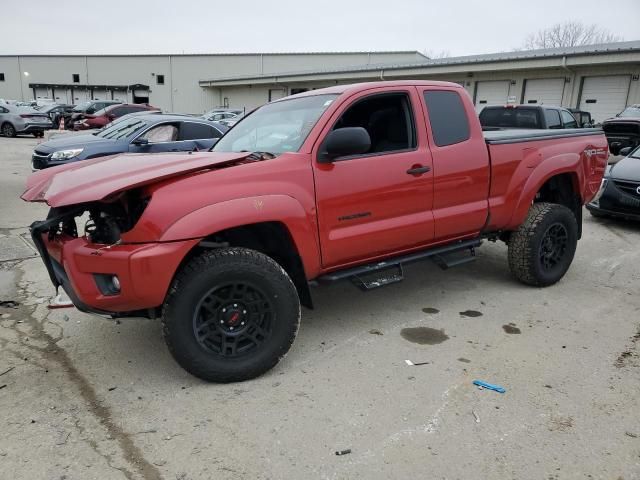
[587, 177, 640, 221]
[30, 222, 199, 315]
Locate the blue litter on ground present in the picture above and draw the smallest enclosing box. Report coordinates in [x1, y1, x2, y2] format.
[473, 380, 506, 393]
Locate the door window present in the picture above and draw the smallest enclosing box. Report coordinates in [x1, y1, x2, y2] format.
[180, 122, 219, 140]
[140, 123, 179, 143]
[560, 110, 578, 128]
[331, 93, 415, 155]
[544, 109, 562, 129]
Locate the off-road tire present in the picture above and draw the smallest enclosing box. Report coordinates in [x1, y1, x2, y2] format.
[508, 202, 578, 287]
[1, 123, 16, 137]
[162, 247, 300, 382]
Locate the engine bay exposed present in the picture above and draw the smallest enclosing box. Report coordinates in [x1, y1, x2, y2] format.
[46, 189, 150, 244]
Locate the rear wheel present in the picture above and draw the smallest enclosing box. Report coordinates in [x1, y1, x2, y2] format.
[508, 202, 578, 286]
[1, 123, 16, 137]
[162, 247, 300, 382]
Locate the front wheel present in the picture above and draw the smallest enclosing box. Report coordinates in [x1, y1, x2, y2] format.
[162, 248, 301, 382]
[508, 202, 578, 287]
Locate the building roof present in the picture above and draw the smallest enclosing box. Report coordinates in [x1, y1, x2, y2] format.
[0, 50, 426, 58]
[199, 40, 640, 86]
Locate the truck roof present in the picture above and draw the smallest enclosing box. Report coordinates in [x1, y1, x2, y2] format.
[281, 80, 465, 100]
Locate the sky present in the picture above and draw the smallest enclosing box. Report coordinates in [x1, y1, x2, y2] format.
[2, 0, 638, 57]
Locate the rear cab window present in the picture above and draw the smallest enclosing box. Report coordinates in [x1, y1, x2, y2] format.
[480, 107, 541, 129]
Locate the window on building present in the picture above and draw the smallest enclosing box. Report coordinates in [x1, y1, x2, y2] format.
[156, 74, 165, 85]
[291, 88, 309, 95]
[544, 109, 562, 129]
[0, 73, 5, 82]
[423, 90, 470, 146]
[72, 74, 80, 83]
[333, 93, 416, 154]
[560, 110, 578, 128]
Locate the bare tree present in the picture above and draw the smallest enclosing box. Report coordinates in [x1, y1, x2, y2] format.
[522, 22, 623, 49]
[421, 49, 451, 60]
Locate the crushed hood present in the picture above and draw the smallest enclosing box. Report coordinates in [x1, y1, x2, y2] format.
[22, 151, 251, 207]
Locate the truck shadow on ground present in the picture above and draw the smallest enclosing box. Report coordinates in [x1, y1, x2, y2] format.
[80, 244, 524, 384]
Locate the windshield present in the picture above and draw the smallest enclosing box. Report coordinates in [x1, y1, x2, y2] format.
[618, 107, 640, 118]
[630, 146, 640, 159]
[213, 94, 338, 154]
[96, 118, 147, 140]
[73, 101, 92, 113]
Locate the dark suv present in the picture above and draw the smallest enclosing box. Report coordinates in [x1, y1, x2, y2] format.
[601, 105, 640, 155]
[479, 105, 586, 130]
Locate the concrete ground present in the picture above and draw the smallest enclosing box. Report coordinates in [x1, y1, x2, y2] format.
[0, 135, 639, 480]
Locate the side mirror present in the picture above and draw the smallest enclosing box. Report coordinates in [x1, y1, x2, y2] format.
[131, 137, 149, 146]
[319, 127, 371, 163]
[619, 146, 633, 157]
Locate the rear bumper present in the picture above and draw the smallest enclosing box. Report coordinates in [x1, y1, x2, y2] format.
[30, 226, 199, 315]
[18, 123, 53, 133]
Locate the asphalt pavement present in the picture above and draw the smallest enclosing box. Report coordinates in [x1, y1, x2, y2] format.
[0, 136, 639, 480]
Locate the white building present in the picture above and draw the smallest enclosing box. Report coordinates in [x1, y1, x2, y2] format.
[1, 41, 639, 122]
[0, 51, 425, 114]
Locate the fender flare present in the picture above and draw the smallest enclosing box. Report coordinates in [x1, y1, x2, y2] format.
[508, 152, 582, 229]
[160, 194, 322, 277]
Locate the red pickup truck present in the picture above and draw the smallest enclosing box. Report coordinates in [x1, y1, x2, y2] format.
[22, 81, 608, 382]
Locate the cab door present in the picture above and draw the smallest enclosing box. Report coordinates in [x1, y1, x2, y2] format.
[418, 87, 490, 240]
[312, 88, 435, 268]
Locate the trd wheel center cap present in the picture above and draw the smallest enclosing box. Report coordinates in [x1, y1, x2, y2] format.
[220, 304, 247, 330]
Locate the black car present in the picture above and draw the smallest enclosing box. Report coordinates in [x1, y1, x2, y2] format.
[66, 100, 122, 128]
[587, 145, 640, 221]
[601, 105, 640, 155]
[479, 105, 583, 130]
[37, 103, 75, 127]
[31, 114, 228, 170]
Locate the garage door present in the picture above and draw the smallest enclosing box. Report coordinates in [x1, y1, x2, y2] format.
[92, 88, 109, 101]
[111, 89, 128, 103]
[475, 81, 510, 112]
[52, 87, 71, 104]
[71, 88, 90, 103]
[579, 75, 631, 123]
[523, 78, 565, 106]
[268, 88, 287, 102]
[34, 87, 51, 101]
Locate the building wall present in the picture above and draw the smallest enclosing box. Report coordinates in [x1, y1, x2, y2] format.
[213, 64, 640, 113]
[0, 52, 424, 112]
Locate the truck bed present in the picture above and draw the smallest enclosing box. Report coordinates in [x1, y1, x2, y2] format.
[484, 128, 603, 144]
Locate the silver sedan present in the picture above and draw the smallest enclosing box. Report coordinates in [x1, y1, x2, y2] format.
[0, 104, 53, 137]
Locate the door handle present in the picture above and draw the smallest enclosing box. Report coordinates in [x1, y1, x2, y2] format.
[406, 165, 431, 175]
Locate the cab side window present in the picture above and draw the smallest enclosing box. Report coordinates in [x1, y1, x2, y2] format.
[560, 110, 578, 128]
[333, 93, 416, 155]
[545, 109, 562, 129]
[423, 90, 470, 146]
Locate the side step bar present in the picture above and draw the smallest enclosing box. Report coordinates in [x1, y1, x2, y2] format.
[317, 238, 481, 290]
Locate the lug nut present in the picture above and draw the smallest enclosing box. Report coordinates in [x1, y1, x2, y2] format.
[222, 308, 226, 312]
[233, 304, 237, 307]
[230, 327, 234, 330]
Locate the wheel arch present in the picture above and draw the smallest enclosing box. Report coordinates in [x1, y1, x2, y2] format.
[161, 196, 320, 309]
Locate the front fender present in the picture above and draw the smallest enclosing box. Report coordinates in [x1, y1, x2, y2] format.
[159, 194, 322, 278]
